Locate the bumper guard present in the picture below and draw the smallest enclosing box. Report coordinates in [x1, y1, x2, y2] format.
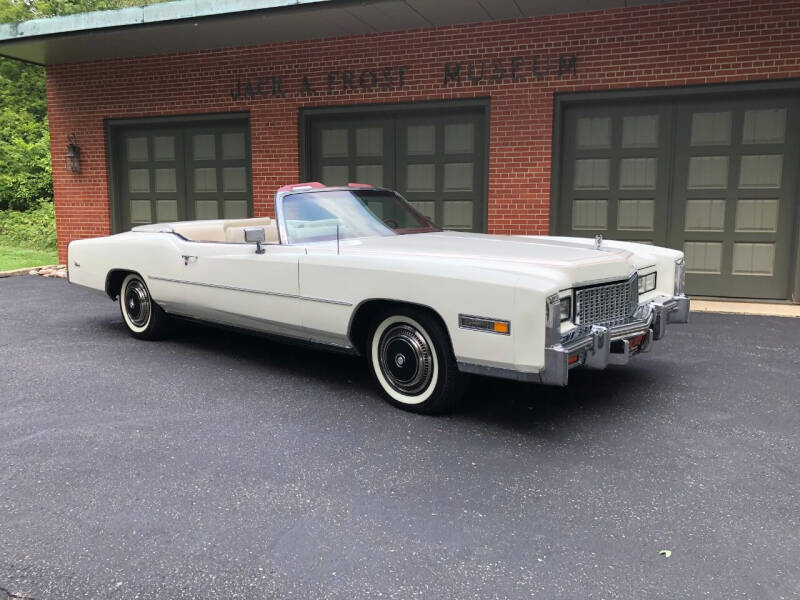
[539, 295, 689, 386]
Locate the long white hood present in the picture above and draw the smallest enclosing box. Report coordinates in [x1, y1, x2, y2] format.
[339, 231, 644, 289]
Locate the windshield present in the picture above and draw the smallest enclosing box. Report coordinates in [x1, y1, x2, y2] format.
[281, 189, 439, 244]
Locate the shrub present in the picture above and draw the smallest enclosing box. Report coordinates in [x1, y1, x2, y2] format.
[0, 57, 52, 212]
[0, 202, 57, 249]
[0, 104, 52, 212]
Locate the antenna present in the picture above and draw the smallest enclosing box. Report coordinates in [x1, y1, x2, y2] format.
[336, 222, 340, 256]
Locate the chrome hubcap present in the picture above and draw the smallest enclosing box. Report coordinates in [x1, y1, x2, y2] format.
[378, 323, 433, 395]
[124, 279, 151, 328]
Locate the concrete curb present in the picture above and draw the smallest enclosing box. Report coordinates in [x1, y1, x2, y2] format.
[691, 299, 800, 318]
[0, 264, 59, 278]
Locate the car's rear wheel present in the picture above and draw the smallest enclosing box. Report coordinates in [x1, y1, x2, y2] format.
[119, 273, 170, 340]
[367, 307, 464, 414]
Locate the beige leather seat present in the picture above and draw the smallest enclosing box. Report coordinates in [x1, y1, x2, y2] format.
[172, 217, 279, 244]
[223, 218, 279, 243]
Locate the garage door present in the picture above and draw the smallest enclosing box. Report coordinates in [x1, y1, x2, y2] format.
[559, 95, 800, 299]
[114, 121, 251, 232]
[307, 108, 487, 232]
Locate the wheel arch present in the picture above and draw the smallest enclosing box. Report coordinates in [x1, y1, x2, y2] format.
[105, 269, 140, 300]
[348, 299, 453, 356]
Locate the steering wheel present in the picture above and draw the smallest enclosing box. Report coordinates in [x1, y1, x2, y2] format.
[382, 218, 400, 229]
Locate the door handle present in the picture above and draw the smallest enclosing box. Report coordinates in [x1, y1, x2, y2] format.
[181, 254, 198, 266]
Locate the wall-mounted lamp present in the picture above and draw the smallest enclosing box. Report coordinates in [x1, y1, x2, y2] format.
[65, 133, 81, 174]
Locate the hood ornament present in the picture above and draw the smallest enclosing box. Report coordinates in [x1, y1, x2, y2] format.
[594, 234, 603, 250]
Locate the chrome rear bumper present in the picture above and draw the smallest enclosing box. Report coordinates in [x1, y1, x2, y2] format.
[538, 294, 690, 386]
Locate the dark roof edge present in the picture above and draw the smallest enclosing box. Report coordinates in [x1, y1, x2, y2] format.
[0, 0, 335, 44]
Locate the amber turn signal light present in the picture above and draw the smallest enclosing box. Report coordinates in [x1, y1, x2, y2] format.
[493, 321, 509, 334]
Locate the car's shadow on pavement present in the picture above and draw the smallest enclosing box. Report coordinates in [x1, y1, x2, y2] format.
[457, 366, 666, 433]
[99, 315, 670, 431]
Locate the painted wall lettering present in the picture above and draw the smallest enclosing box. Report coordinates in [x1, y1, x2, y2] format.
[228, 54, 577, 101]
[230, 65, 407, 100]
[443, 53, 578, 86]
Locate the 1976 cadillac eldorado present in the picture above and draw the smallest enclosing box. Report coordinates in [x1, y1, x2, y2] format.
[68, 183, 689, 413]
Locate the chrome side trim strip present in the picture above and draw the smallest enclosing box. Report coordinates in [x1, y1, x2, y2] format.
[147, 275, 352, 306]
[162, 309, 357, 354]
[457, 360, 543, 383]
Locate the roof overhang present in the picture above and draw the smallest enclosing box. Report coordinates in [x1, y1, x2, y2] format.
[0, 0, 643, 66]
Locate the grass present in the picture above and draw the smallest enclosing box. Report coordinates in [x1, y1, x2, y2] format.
[0, 244, 58, 271]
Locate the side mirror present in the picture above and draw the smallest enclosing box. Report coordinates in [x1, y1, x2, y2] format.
[244, 227, 266, 254]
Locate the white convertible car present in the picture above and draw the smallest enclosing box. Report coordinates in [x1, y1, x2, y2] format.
[68, 183, 689, 413]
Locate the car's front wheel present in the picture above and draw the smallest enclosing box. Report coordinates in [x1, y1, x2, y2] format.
[367, 307, 465, 414]
[119, 273, 170, 340]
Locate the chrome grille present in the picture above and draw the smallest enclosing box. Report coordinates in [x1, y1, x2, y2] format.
[575, 275, 639, 326]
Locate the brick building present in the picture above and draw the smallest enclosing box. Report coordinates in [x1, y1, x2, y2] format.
[1, 0, 799, 300]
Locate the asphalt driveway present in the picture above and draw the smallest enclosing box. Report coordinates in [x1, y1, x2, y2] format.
[1, 275, 798, 599]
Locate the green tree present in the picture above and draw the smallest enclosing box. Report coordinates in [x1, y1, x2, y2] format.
[0, 50, 50, 210]
[0, 0, 168, 211]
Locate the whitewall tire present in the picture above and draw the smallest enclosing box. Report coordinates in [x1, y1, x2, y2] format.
[119, 273, 170, 340]
[367, 307, 464, 414]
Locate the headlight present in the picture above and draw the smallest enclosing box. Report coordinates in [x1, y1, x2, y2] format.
[638, 272, 657, 294]
[674, 258, 686, 295]
[545, 294, 561, 345]
[559, 296, 572, 322]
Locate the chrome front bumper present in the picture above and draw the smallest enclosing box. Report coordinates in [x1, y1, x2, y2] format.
[538, 294, 690, 386]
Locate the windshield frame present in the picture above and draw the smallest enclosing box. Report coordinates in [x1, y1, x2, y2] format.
[275, 187, 441, 245]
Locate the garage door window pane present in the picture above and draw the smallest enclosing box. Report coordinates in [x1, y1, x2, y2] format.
[572, 199, 608, 230]
[407, 125, 435, 156]
[194, 168, 217, 192]
[195, 200, 218, 220]
[743, 109, 786, 144]
[224, 200, 248, 219]
[444, 163, 473, 192]
[126, 137, 149, 162]
[130, 200, 151, 223]
[222, 133, 246, 160]
[153, 136, 175, 161]
[356, 165, 383, 187]
[223, 167, 247, 192]
[735, 199, 778, 232]
[156, 200, 178, 222]
[444, 123, 474, 154]
[443, 201, 473, 229]
[407, 164, 435, 192]
[366, 201, 384, 219]
[322, 129, 348, 158]
[576, 117, 611, 149]
[617, 199, 654, 231]
[155, 168, 176, 193]
[690, 112, 731, 146]
[685, 199, 726, 232]
[732, 243, 775, 275]
[684, 241, 723, 274]
[622, 115, 658, 148]
[128, 169, 150, 193]
[574, 159, 610, 190]
[411, 201, 436, 222]
[321, 165, 348, 186]
[193, 134, 216, 161]
[356, 128, 383, 157]
[739, 155, 782, 189]
[619, 157, 657, 189]
[687, 156, 728, 189]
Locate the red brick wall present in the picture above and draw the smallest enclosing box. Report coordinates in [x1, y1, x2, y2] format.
[46, 0, 800, 261]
